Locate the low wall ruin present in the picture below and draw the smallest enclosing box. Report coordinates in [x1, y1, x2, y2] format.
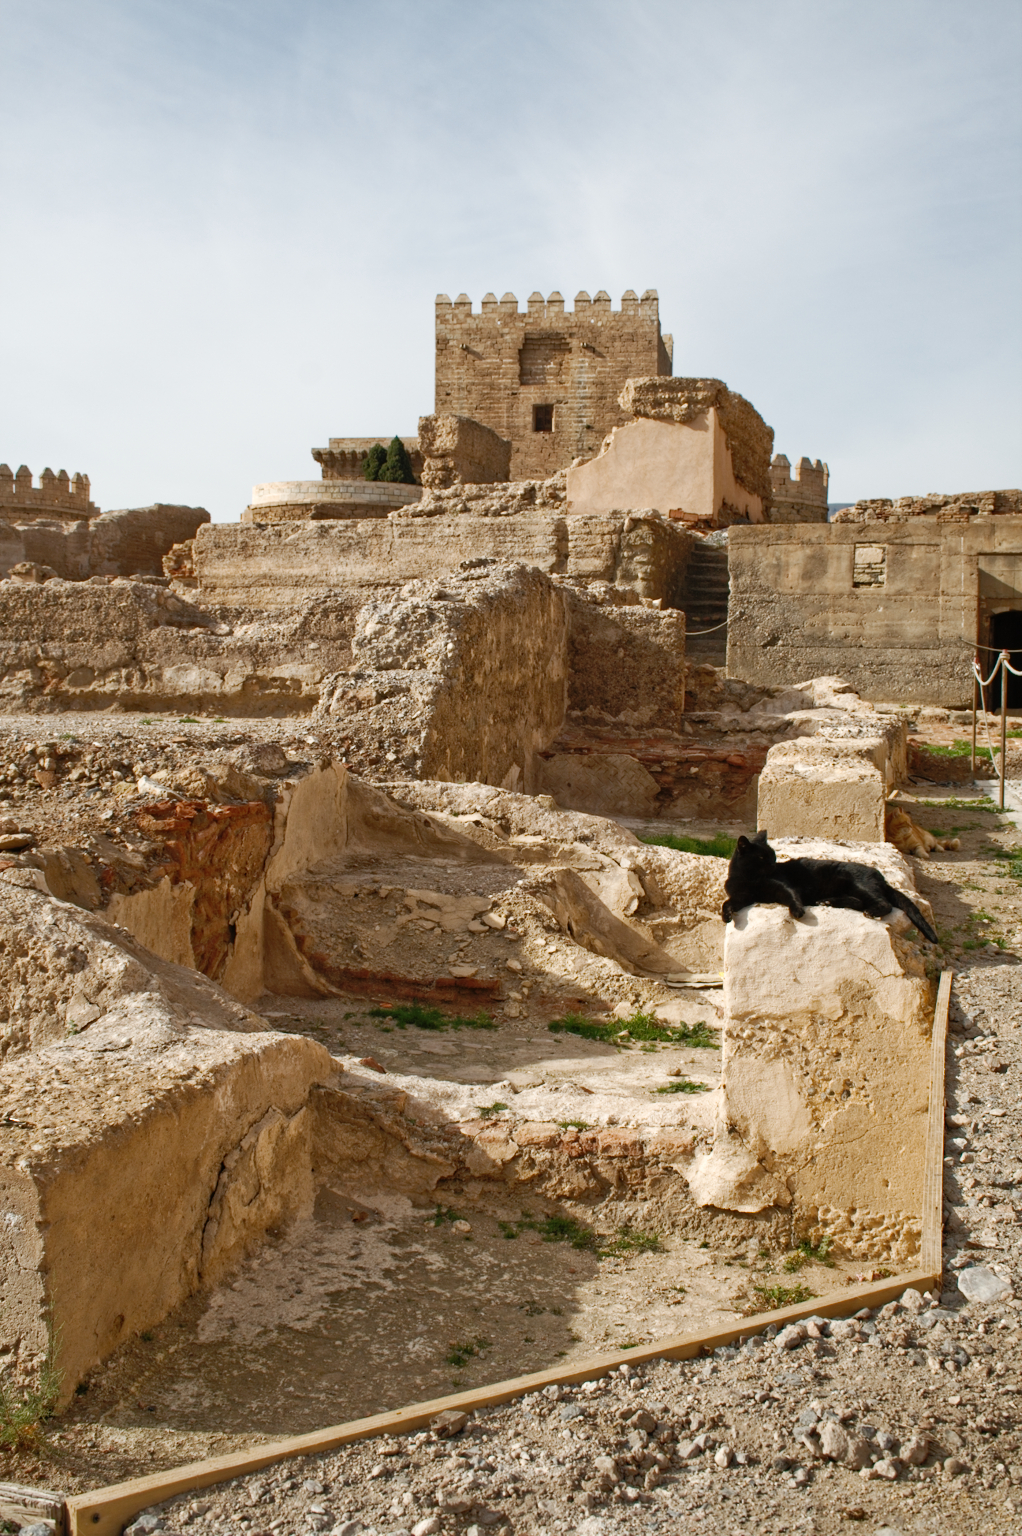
[417, 414, 511, 488]
[0, 503, 209, 581]
[566, 377, 773, 527]
[728, 517, 1022, 704]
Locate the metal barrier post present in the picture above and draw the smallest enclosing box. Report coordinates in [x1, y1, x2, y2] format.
[972, 659, 979, 775]
[1000, 650, 1009, 811]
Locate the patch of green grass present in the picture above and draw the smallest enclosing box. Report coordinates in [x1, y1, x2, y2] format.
[445, 1336, 491, 1369]
[783, 1236, 834, 1273]
[754, 1282, 816, 1308]
[477, 1101, 509, 1119]
[655, 1078, 709, 1094]
[140, 1329, 155, 1342]
[500, 1212, 659, 1259]
[0, 1328, 60, 1449]
[548, 1011, 719, 1050]
[369, 1001, 495, 1031]
[602, 1227, 661, 1258]
[177, 716, 200, 724]
[639, 830, 737, 859]
[432, 1204, 462, 1226]
[916, 796, 998, 811]
[918, 738, 994, 761]
[557, 1118, 590, 1130]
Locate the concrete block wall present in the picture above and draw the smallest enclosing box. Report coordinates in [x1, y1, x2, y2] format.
[727, 518, 1022, 705]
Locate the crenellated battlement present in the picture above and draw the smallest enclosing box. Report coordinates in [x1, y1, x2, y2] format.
[436, 288, 662, 320]
[0, 463, 98, 521]
[768, 453, 829, 524]
[435, 286, 673, 479]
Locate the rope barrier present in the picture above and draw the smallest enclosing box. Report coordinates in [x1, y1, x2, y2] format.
[970, 651, 1019, 811]
[684, 618, 729, 636]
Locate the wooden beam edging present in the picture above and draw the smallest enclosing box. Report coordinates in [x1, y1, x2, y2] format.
[66, 971, 953, 1536]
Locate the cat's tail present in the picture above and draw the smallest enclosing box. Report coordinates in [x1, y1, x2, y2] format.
[886, 887, 939, 945]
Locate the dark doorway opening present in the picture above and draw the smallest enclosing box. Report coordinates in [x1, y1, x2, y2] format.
[533, 404, 554, 433]
[989, 610, 1022, 708]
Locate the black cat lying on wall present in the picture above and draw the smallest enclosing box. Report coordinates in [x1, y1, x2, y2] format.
[721, 829, 939, 944]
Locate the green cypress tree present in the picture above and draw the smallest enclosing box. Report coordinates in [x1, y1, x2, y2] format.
[362, 444, 387, 481]
[377, 436, 417, 484]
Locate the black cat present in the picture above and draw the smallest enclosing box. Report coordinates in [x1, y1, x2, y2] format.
[721, 829, 939, 943]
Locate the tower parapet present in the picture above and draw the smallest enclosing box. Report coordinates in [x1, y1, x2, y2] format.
[0, 464, 98, 522]
[768, 453, 829, 523]
[434, 288, 673, 480]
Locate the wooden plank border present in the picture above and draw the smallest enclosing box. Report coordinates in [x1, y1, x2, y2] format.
[66, 972, 953, 1536]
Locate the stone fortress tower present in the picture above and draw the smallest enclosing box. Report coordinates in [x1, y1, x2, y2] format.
[434, 289, 674, 481]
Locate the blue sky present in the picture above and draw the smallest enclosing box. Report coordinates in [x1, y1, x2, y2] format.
[1, 0, 1020, 519]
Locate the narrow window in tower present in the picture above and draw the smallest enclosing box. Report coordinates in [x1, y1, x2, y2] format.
[534, 405, 554, 433]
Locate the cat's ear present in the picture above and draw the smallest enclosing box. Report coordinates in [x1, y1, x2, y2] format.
[735, 836, 749, 851]
[753, 829, 769, 844]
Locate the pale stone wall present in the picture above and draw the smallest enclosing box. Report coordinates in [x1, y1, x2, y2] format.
[417, 414, 511, 488]
[566, 413, 765, 525]
[243, 481, 421, 522]
[435, 289, 673, 481]
[727, 517, 1022, 704]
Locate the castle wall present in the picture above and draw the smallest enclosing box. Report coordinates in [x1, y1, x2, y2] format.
[727, 518, 1022, 705]
[193, 514, 694, 610]
[0, 464, 96, 522]
[312, 438, 424, 482]
[435, 289, 672, 481]
[0, 505, 208, 580]
[768, 454, 829, 524]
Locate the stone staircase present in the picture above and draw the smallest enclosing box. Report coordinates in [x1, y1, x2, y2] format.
[682, 541, 729, 664]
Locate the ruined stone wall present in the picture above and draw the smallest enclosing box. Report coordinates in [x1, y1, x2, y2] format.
[322, 564, 568, 793]
[0, 504, 209, 580]
[564, 591, 686, 730]
[727, 518, 1022, 704]
[616, 377, 774, 511]
[768, 454, 829, 524]
[435, 289, 672, 481]
[194, 513, 695, 609]
[417, 414, 511, 489]
[832, 488, 1022, 524]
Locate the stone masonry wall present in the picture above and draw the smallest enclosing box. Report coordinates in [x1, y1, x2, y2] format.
[435, 289, 673, 481]
[193, 514, 695, 609]
[417, 414, 511, 488]
[727, 518, 1022, 704]
[0, 504, 209, 580]
[768, 454, 829, 523]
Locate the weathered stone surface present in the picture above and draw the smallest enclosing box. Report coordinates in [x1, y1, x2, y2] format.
[615, 376, 774, 508]
[690, 842, 935, 1260]
[417, 415, 511, 489]
[728, 517, 1022, 705]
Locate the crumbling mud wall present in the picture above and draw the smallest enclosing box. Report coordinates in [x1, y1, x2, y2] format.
[728, 517, 1022, 704]
[687, 840, 937, 1265]
[564, 591, 686, 728]
[0, 882, 338, 1393]
[0, 503, 209, 580]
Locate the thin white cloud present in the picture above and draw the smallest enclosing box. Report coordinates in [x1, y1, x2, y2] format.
[1, 0, 1019, 517]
